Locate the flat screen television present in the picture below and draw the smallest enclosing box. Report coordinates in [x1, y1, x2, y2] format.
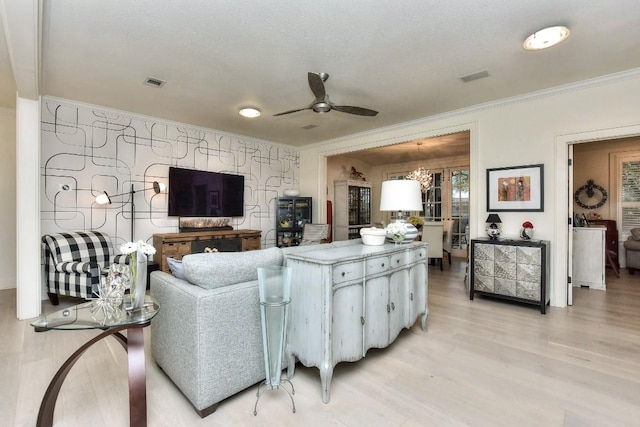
[168, 167, 245, 217]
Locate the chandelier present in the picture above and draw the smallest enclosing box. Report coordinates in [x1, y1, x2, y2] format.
[406, 167, 433, 193]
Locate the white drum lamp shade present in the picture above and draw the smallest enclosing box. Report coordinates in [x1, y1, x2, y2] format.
[380, 180, 422, 243]
[380, 180, 423, 212]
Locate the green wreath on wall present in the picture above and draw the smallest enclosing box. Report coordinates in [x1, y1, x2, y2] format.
[574, 179, 608, 209]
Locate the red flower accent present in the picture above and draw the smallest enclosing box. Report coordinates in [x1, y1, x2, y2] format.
[522, 221, 534, 229]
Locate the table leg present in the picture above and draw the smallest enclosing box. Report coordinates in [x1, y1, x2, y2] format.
[36, 322, 149, 427]
[320, 362, 333, 404]
[127, 327, 147, 427]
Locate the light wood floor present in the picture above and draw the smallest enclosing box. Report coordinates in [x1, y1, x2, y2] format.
[2, 260, 640, 426]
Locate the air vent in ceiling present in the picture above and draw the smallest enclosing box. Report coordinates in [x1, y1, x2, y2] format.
[302, 124, 317, 130]
[459, 70, 490, 83]
[143, 77, 166, 88]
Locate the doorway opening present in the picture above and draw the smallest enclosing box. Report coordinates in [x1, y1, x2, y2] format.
[326, 131, 470, 259]
[568, 134, 640, 305]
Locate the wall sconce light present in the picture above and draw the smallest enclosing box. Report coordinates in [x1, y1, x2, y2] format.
[95, 181, 166, 241]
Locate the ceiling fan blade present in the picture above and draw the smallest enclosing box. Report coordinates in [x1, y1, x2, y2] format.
[332, 105, 379, 116]
[272, 106, 312, 116]
[308, 72, 326, 101]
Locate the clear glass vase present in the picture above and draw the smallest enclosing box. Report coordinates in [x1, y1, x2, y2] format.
[257, 266, 292, 387]
[129, 249, 148, 309]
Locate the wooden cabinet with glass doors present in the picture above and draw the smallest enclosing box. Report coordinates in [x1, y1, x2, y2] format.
[334, 180, 372, 240]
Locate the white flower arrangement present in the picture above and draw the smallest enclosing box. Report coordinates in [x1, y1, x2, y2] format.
[386, 221, 408, 241]
[120, 240, 157, 256]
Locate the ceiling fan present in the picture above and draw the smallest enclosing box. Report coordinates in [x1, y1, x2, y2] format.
[273, 72, 379, 117]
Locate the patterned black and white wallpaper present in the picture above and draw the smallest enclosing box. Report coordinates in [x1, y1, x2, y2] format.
[40, 98, 299, 249]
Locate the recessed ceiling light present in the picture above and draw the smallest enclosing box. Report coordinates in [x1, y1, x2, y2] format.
[239, 107, 261, 118]
[523, 25, 570, 50]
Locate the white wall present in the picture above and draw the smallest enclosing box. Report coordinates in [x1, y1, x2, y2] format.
[0, 108, 16, 290]
[299, 69, 640, 309]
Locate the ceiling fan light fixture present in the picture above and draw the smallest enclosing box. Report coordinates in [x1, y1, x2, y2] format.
[523, 25, 570, 50]
[312, 102, 331, 113]
[239, 107, 261, 118]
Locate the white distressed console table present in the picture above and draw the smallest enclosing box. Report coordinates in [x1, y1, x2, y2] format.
[285, 242, 428, 403]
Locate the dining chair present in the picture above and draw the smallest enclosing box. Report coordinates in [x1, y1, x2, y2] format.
[422, 223, 444, 271]
[442, 219, 455, 265]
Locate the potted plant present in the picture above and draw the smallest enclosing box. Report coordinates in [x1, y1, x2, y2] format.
[407, 216, 425, 231]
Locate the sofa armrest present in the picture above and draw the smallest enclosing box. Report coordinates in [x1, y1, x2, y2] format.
[149, 271, 266, 411]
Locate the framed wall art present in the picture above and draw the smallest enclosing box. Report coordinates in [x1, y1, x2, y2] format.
[486, 164, 544, 212]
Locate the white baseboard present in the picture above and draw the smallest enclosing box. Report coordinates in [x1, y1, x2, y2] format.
[0, 278, 17, 290]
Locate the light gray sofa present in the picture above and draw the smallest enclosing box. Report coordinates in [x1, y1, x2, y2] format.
[150, 239, 361, 417]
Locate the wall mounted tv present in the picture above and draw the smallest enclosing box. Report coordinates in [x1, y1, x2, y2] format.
[168, 167, 245, 217]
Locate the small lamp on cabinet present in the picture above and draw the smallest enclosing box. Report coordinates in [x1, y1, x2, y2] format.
[485, 214, 502, 239]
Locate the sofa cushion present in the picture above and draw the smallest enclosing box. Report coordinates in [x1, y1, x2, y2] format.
[182, 247, 283, 289]
[166, 257, 187, 280]
[631, 228, 640, 241]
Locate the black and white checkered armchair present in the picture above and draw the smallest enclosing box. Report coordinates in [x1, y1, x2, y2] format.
[41, 231, 127, 305]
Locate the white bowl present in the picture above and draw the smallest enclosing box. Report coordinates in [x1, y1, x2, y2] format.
[359, 227, 387, 246]
[283, 188, 300, 197]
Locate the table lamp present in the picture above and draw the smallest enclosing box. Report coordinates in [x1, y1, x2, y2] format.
[486, 214, 502, 239]
[380, 179, 422, 243]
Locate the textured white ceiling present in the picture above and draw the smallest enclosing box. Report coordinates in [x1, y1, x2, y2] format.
[2, 1, 640, 149]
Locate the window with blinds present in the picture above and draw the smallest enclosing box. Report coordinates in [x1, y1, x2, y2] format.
[622, 160, 640, 236]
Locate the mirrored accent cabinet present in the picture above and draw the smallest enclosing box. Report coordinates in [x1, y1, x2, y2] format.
[470, 238, 550, 314]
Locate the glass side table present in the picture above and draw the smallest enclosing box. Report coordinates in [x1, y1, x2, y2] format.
[254, 266, 295, 415]
[31, 296, 159, 427]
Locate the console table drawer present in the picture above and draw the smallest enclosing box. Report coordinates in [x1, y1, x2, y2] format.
[243, 236, 261, 251]
[411, 246, 427, 263]
[162, 242, 191, 258]
[390, 246, 426, 268]
[332, 262, 363, 284]
[365, 256, 389, 275]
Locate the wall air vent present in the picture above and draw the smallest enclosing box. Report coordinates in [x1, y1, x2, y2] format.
[143, 77, 166, 88]
[302, 124, 317, 130]
[459, 70, 490, 83]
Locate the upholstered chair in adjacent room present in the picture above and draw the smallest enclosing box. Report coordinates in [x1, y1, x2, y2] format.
[623, 228, 640, 274]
